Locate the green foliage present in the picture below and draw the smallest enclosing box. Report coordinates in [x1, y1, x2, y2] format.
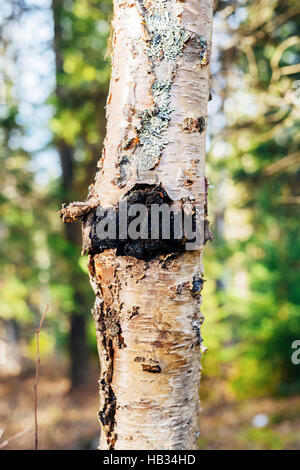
[203, 0, 300, 399]
[0, 0, 112, 363]
[0, 0, 299, 405]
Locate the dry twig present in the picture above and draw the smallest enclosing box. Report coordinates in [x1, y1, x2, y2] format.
[0, 429, 33, 449]
[34, 304, 49, 450]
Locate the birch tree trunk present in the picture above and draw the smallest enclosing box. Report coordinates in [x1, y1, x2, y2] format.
[60, 0, 213, 450]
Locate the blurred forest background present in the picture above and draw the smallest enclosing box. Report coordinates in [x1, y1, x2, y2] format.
[0, 0, 299, 450]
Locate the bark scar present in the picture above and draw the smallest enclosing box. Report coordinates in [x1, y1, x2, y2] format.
[142, 363, 161, 373]
[93, 299, 118, 449]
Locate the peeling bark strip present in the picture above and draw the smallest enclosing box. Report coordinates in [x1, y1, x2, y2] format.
[59, 0, 213, 450]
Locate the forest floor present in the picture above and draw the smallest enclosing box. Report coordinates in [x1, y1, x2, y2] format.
[0, 362, 300, 450]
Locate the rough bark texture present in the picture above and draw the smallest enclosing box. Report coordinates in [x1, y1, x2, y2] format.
[60, 0, 213, 450]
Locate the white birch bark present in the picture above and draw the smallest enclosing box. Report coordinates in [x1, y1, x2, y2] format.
[60, 0, 213, 450]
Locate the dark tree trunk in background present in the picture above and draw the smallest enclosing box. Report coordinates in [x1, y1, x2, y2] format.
[53, 0, 89, 388]
[58, 141, 90, 387]
[69, 295, 89, 388]
[58, 118, 90, 390]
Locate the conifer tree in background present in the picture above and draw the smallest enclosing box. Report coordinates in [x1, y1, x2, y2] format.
[51, 0, 111, 388]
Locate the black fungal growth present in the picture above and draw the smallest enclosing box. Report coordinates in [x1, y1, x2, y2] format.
[90, 184, 198, 261]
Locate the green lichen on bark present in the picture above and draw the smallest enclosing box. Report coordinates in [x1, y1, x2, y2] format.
[131, 0, 191, 171]
[136, 80, 172, 170]
[145, 11, 191, 62]
[117, 1, 208, 176]
[113, 1, 210, 184]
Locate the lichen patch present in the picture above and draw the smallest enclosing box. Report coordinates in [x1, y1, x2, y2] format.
[135, 80, 173, 170]
[145, 11, 191, 62]
[126, 0, 193, 172]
